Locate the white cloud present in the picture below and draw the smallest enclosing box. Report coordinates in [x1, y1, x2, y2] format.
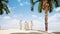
[48, 13, 60, 31]
[17, 0, 24, 6]
[19, 2, 29, 6]
[38, 17, 43, 20]
[8, 6, 16, 13]
[24, 2, 28, 4]
[32, 13, 60, 31]
[8, 6, 16, 14]
[32, 19, 44, 30]
[24, 2, 30, 5]
[54, 7, 60, 11]
[1, 12, 60, 31]
[13, 15, 17, 18]
[32, 15, 37, 18]
[1, 19, 19, 29]
[20, 3, 24, 6]
[31, 13, 60, 31]
[3, 16, 11, 19]
[49, 13, 60, 22]
[1, 16, 20, 29]
[18, 0, 21, 2]
[8, 5, 16, 10]
[19, 1, 30, 6]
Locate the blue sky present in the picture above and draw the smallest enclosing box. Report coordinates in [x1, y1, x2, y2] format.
[0, 0, 60, 32]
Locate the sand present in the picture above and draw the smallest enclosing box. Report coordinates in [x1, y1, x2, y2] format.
[0, 29, 56, 34]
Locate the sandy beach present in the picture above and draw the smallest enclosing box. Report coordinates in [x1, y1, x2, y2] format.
[0, 29, 55, 34]
[52, 32, 60, 34]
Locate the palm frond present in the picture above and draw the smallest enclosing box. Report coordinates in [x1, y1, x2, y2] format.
[38, 0, 42, 1]
[2, 0, 8, 3]
[0, 9, 3, 15]
[34, 0, 39, 5]
[55, 0, 59, 7]
[38, 2, 42, 13]
[3, 3, 10, 14]
[30, 0, 39, 11]
[49, 6, 53, 13]
[30, 0, 34, 11]
[0, 3, 3, 15]
[48, 0, 53, 13]
[0, 0, 10, 15]
[31, 5, 34, 11]
[30, 0, 34, 5]
[0, 3, 3, 9]
[53, 0, 60, 7]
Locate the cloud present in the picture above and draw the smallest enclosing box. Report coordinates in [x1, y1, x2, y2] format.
[8, 6, 16, 14]
[24, 1, 30, 5]
[54, 7, 60, 12]
[31, 19, 44, 30]
[3, 16, 11, 19]
[19, 3, 24, 6]
[1, 19, 19, 29]
[49, 13, 60, 22]
[18, 1, 30, 6]
[1, 16, 20, 29]
[49, 13, 60, 25]
[17, 0, 24, 6]
[17, 0, 23, 6]
[0, 12, 60, 31]
[19, 2, 29, 6]
[48, 13, 60, 31]
[8, 5, 16, 11]
[32, 15, 37, 18]
[32, 13, 60, 31]
[13, 15, 18, 18]
[18, 0, 21, 2]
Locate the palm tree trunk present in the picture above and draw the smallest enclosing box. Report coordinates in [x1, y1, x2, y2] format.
[45, 8, 48, 31]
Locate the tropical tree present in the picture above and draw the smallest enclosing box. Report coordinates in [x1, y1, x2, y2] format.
[30, 0, 60, 31]
[0, 0, 10, 15]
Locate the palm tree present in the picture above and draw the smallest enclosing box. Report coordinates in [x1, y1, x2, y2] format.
[0, 0, 10, 15]
[30, 0, 60, 31]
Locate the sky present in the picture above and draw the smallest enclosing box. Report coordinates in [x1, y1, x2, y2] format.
[0, 0, 60, 32]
